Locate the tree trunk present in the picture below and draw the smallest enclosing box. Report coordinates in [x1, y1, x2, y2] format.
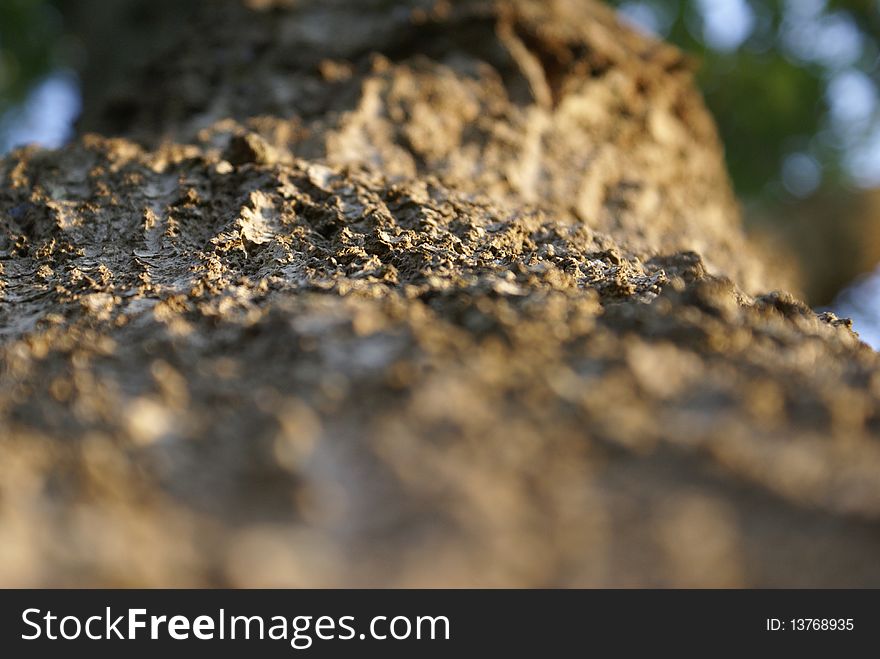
[0, 0, 877, 586]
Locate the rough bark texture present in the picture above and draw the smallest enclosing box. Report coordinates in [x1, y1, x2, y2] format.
[1, 0, 878, 586]
[81, 0, 783, 293]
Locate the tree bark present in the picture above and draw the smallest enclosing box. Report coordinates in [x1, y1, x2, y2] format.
[0, 0, 877, 586]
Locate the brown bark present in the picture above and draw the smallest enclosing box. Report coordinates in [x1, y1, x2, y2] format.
[0, 0, 877, 586]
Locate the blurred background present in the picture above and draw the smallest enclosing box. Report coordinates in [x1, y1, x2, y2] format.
[1, 0, 879, 345]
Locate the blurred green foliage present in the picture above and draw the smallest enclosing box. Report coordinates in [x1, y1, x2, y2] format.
[0, 0, 63, 110]
[609, 0, 880, 200]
